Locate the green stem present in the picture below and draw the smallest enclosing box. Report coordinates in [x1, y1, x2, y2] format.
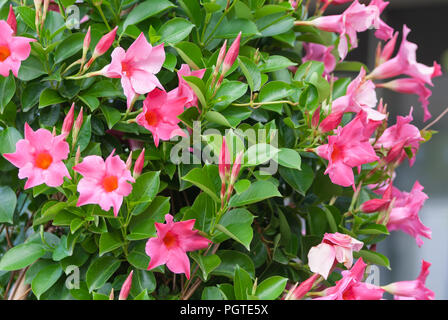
[95, 4, 111, 31]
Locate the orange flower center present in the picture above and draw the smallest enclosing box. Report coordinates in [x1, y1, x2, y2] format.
[102, 175, 118, 192]
[163, 231, 178, 249]
[35, 151, 53, 170]
[121, 62, 132, 76]
[145, 110, 158, 126]
[0, 46, 11, 62]
[331, 145, 342, 162]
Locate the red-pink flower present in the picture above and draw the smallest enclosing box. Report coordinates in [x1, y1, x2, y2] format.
[386, 181, 431, 247]
[319, 68, 385, 132]
[104, 33, 165, 109]
[145, 214, 211, 279]
[361, 182, 393, 213]
[136, 88, 187, 147]
[308, 232, 363, 279]
[315, 258, 385, 300]
[302, 43, 336, 78]
[171, 64, 206, 108]
[0, 20, 35, 77]
[73, 150, 135, 216]
[383, 260, 434, 300]
[4, 123, 70, 189]
[368, 25, 442, 86]
[316, 115, 379, 187]
[376, 79, 433, 121]
[375, 108, 424, 166]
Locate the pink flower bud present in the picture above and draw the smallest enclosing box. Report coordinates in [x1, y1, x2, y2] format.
[218, 137, 231, 183]
[83, 26, 91, 55]
[216, 40, 227, 72]
[93, 26, 118, 57]
[311, 106, 321, 128]
[221, 32, 241, 76]
[361, 198, 391, 213]
[109, 288, 114, 300]
[287, 274, 320, 300]
[75, 146, 81, 166]
[61, 103, 75, 137]
[7, 5, 17, 35]
[133, 148, 145, 179]
[126, 151, 133, 171]
[74, 107, 83, 132]
[230, 151, 243, 185]
[119, 270, 134, 300]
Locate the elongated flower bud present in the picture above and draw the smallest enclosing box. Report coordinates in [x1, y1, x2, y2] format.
[81, 26, 91, 63]
[221, 32, 241, 76]
[126, 151, 133, 171]
[311, 106, 321, 128]
[41, 0, 50, 27]
[72, 107, 83, 147]
[119, 270, 133, 300]
[229, 151, 243, 185]
[211, 40, 227, 86]
[62, 103, 75, 137]
[75, 146, 81, 166]
[94, 26, 117, 57]
[218, 137, 231, 183]
[34, 0, 42, 33]
[109, 288, 114, 300]
[133, 148, 145, 179]
[285, 274, 320, 300]
[7, 5, 17, 35]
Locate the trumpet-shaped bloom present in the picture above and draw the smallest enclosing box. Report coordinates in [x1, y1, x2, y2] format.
[171, 64, 206, 108]
[4, 123, 70, 189]
[369, 25, 442, 86]
[319, 68, 385, 132]
[103, 33, 165, 109]
[315, 258, 385, 300]
[316, 115, 380, 188]
[302, 43, 336, 78]
[375, 108, 424, 166]
[145, 214, 211, 279]
[73, 151, 135, 216]
[383, 260, 434, 300]
[136, 88, 187, 147]
[308, 232, 363, 279]
[0, 20, 35, 77]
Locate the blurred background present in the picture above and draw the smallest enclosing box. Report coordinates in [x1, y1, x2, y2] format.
[310, 0, 448, 299]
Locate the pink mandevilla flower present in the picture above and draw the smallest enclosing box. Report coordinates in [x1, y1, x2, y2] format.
[136, 88, 187, 147]
[4, 123, 71, 189]
[0, 20, 36, 77]
[171, 64, 206, 108]
[302, 43, 336, 78]
[103, 33, 165, 109]
[308, 232, 363, 279]
[145, 214, 211, 279]
[73, 150, 135, 216]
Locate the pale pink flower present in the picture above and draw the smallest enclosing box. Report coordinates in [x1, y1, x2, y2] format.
[302, 43, 336, 78]
[308, 232, 363, 279]
[0, 20, 35, 77]
[171, 64, 206, 108]
[145, 214, 211, 279]
[135, 88, 187, 147]
[369, 25, 442, 86]
[319, 68, 385, 132]
[376, 79, 433, 121]
[119, 270, 133, 300]
[315, 258, 385, 300]
[103, 33, 165, 109]
[316, 115, 379, 188]
[383, 260, 434, 300]
[4, 123, 70, 189]
[73, 150, 135, 216]
[375, 108, 424, 166]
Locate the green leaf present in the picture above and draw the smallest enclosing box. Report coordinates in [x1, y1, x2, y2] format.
[178, 0, 203, 26]
[354, 250, 390, 269]
[238, 56, 261, 92]
[183, 75, 206, 108]
[31, 264, 63, 299]
[86, 256, 121, 292]
[335, 61, 369, 73]
[213, 81, 248, 112]
[279, 163, 315, 196]
[212, 250, 255, 279]
[0, 73, 15, 114]
[260, 55, 296, 73]
[205, 111, 233, 127]
[255, 276, 287, 300]
[182, 165, 220, 202]
[0, 242, 46, 271]
[215, 18, 259, 38]
[17, 55, 46, 81]
[202, 286, 224, 300]
[183, 193, 215, 233]
[128, 171, 160, 215]
[190, 252, 221, 281]
[294, 61, 325, 81]
[213, 208, 254, 250]
[99, 232, 123, 256]
[39, 88, 66, 108]
[100, 105, 121, 129]
[174, 41, 204, 70]
[258, 81, 292, 113]
[229, 180, 281, 207]
[0, 127, 22, 156]
[0, 186, 17, 224]
[234, 265, 253, 300]
[21, 82, 47, 111]
[243, 143, 279, 168]
[276, 148, 301, 169]
[54, 33, 85, 63]
[358, 224, 389, 235]
[159, 18, 194, 45]
[123, 0, 175, 30]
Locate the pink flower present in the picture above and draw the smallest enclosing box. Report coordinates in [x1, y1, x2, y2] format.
[376, 79, 433, 121]
[73, 150, 135, 216]
[7, 5, 17, 35]
[319, 68, 385, 132]
[386, 181, 431, 247]
[369, 25, 442, 86]
[369, 0, 394, 41]
[119, 270, 133, 300]
[361, 183, 393, 213]
[0, 20, 35, 77]
[145, 214, 211, 279]
[305, 1, 392, 60]
[308, 232, 363, 279]
[375, 108, 424, 166]
[136, 88, 187, 147]
[383, 260, 434, 300]
[315, 258, 385, 300]
[376, 32, 398, 66]
[171, 64, 206, 108]
[316, 115, 380, 188]
[104, 33, 165, 109]
[4, 123, 70, 189]
[302, 43, 336, 78]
